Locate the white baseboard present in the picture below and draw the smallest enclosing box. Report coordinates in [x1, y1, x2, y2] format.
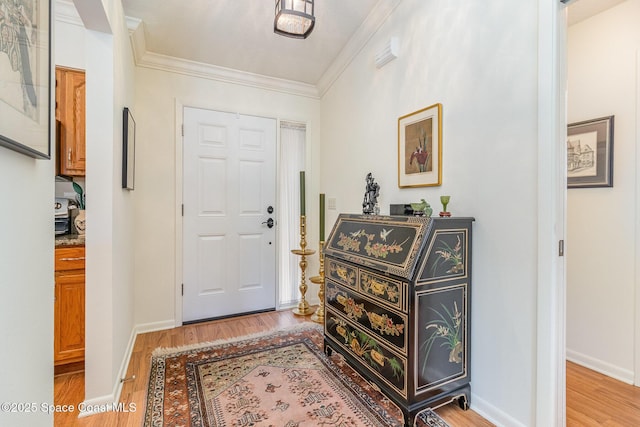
[566, 349, 635, 384]
[470, 392, 527, 427]
[135, 319, 177, 334]
[79, 319, 176, 418]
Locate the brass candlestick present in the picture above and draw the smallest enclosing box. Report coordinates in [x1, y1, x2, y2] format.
[310, 241, 325, 324]
[291, 215, 316, 316]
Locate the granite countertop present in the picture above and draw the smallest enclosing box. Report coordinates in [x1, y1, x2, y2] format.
[55, 234, 86, 247]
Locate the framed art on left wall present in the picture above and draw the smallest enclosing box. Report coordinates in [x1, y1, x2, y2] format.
[0, 0, 52, 159]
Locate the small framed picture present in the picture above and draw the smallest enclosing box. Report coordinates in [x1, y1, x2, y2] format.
[122, 107, 136, 190]
[398, 103, 442, 188]
[567, 116, 614, 188]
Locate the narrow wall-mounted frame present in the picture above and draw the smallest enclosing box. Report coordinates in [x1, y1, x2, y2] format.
[0, 0, 52, 159]
[122, 107, 136, 190]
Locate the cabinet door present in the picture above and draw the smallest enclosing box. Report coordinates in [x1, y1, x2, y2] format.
[57, 67, 86, 176]
[54, 272, 85, 365]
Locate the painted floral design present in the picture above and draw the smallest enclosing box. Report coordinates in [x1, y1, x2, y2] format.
[333, 288, 404, 338]
[364, 241, 405, 258]
[337, 229, 409, 260]
[329, 262, 356, 287]
[367, 312, 404, 337]
[420, 301, 463, 376]
[431, 235, 464, 275]
[329, 317, 404, 381]
[360, 273, 400, 304]
[336, 294, 365, 320]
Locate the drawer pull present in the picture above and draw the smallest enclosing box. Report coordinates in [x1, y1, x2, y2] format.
[60, 257, 85, 261]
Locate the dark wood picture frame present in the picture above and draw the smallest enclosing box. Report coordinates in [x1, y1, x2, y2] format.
[122, 107, 136, 190]
[567, 116, 614, 188]
[0, 0, 52, 159]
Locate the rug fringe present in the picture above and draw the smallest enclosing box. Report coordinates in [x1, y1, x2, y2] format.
[151, 322, 322, 357]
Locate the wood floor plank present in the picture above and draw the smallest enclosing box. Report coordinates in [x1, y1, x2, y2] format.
[54, 311, 639, 426]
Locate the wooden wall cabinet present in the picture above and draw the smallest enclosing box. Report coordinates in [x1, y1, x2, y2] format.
[55, 67, 86, 177]
[323, 214, 473, 426]
[54, 246, 85, 368]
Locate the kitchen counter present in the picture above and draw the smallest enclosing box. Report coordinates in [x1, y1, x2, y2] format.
[55, 234, 85, 247]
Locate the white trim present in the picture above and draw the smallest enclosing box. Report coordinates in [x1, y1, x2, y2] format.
[175, 99, 184, 327]
[567, 349, 635, 385]
[635, 49, 640, 386]
[134, 51, 319, 99]
[470, 393, 527, 427]
[126, 17, 146, 66]
[536, 1, 567, 426]
[78, 320, 175, 418]
[55, 0, 83, 26]
[135, 320, 177, 335]
[124, 1, 402, 100]
[315, 0, 402, 97]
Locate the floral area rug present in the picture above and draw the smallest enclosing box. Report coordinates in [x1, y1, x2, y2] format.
[144, 323, 450, 427]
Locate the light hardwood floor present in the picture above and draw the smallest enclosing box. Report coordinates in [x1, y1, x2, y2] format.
[53, 310, 639, 426]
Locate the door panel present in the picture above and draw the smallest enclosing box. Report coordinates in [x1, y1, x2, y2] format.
[183, 107, 277, 322]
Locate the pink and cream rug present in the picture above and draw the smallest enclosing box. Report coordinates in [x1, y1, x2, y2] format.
[144, 323, 449, 427]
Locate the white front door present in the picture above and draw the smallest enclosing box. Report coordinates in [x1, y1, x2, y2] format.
[183, 107, 277, 322]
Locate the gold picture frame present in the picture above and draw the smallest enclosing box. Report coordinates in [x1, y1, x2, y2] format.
[398, 103, 442, 188]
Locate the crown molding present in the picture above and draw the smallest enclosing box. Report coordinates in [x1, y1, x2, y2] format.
[126, 0, 402, 99]
[125, 17, 318, 99]
[134, 51, 320, 99]
[316, 0, 402, 97]
[126, 16, 146, 66]
[55, 0, 83, 26]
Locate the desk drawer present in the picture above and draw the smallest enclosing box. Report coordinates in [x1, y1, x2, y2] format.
[55, 246, 85, 271]
[325, 308, 407, 398]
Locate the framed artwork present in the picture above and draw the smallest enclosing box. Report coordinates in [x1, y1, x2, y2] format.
[122, 107, 136, 190]
[398, 103, 442, 188]
[0, 0, 52, 159]
[567, 116, 614, 188]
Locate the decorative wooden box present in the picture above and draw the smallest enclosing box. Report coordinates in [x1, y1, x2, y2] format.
[323, 214, 473, 426]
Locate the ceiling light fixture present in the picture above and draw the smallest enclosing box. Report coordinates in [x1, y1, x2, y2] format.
[274, 0, 315, 39]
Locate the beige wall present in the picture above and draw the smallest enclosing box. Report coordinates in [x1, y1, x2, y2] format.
[132, 68, 322, 327]
[567, 0, 640, 384]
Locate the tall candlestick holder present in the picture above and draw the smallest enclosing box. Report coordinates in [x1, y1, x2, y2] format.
[291, 215, 316, 316]
[310, 241, 325, 324]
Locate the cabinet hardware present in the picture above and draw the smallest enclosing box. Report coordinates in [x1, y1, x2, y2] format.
[60, 257, 85, 261]
[558, 240, 564, 257]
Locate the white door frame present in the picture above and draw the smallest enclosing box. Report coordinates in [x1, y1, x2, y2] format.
[635, 50, 640, 387]
[173, 99, 282, 326]
[536, 1, 567, 426]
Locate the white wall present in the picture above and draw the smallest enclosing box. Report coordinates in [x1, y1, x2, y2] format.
[321, 1, 539, 425]
[0, 150, 54, 427]
[132, 68, 321, 327]
[567, 0, 640, 383]
[55, 0, 137, 405]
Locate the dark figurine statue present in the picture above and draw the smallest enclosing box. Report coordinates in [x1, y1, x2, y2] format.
[362, 173, 380, 215]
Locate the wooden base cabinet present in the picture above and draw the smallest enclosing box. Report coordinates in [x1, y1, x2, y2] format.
[323, 214, 473, 427]
[54, 246, 85, 367]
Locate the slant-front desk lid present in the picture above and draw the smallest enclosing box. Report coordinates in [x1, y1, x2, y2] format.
[324, 214, 432, 279]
